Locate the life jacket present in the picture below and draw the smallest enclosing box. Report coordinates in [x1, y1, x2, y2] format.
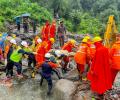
[89, 44, 96, 60]
[10, 47, 22, 62]
[110, 42, 120, 70]
[74, 43, 88, 65]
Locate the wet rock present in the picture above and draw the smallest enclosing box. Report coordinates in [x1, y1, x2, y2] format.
[53, 79, 76, 100]
[73, 90, 92, 100]
[64, 68, 79, 81]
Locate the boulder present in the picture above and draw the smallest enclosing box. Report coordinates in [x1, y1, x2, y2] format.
[53, 79, 76, 100]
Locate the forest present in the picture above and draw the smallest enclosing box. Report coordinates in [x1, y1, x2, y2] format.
[0, 0, 120, 34]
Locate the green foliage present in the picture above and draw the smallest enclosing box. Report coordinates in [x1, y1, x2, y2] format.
[64, 20, 73, 32]
[0, 0, 53, 31]
[1, 0, 120, 34]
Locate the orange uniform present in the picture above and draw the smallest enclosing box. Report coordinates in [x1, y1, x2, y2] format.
[46, 41, 52, 52]
[50, 21, 56, 38]
[62, 42, 74, 52]
[74, 43, 89, 65]
[88, 44, 96, 60]
[44, 21, 50, 41]
[35, 42, 47, 66]
[61, 42, 75, 72]
[110, 41, 120, 83]
[74, 43, 89, 74]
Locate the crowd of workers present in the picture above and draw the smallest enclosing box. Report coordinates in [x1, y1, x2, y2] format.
[0, 19, 120, 97]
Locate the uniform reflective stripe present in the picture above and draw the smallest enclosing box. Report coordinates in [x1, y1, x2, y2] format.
[77, 50, 86, 54]
[114, 54, 120, 56]
[79, 46, 86, 49]
[114, 50, 120, 56]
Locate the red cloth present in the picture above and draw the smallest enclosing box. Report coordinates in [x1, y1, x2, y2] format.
[87, 42, 112, 94]
[50, 23, 56, 38]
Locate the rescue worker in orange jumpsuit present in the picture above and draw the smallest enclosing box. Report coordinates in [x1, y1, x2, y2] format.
[49, 20, 56, 39]
[62, 39, 76, 73]
[74, 38, 90, 80]
[35, 39, 47, 67]
[87, 36, 112, 96]
[85, 36, 96, 72]
[44, 21, 50, 41]
[110, 33, 120, 84]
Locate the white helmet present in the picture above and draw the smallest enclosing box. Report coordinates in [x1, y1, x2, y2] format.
[37, 38, 42, 43]
[21, 41, 28, 47]
[55, 50, 61, 57]
[45, 53, 51, 58]
[10, 39, 17, 45]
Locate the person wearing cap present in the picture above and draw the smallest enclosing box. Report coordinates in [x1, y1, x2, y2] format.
[57, 20, 66, 47]
[74, 38, 90, 80]
[39, 53, 58, 95]
[110, 33, 120, 84]
[62, 39, 76, 73]
[5, 39, 17, 78]
[87, 36, 112, 96]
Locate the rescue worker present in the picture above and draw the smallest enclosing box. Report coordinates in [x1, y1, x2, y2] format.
[49, 20, 56, 39]
[74, 38, 90, 80]
[21, 41, 36, 69]
[9, 41, 31, 78]
[87, 36, 112, 96]
[39, 53, 58, 95]
[62, 39, 76, 73]
[46, 38, 55, 52]
[84, 36, 96, 73]
[110, 33, 120, 84]
[35, 39, 47, 68]
[44, 21, 50, 41]
[5, 39, 17, 78]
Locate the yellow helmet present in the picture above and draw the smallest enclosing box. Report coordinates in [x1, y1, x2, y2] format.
[70, 39, 76, 45]
[50, 38, 55, 43]
[84, 36, 90, 40]
[93, 36, 102, 43]
[82, 38, 88, 43]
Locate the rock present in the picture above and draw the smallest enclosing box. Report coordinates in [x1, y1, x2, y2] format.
[72, 81, 92, 100]
[113, 72, 120, 89]
[64, 68, 79, 81]
[53, 79, 76, 100]
[73, 90, 92, 100]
